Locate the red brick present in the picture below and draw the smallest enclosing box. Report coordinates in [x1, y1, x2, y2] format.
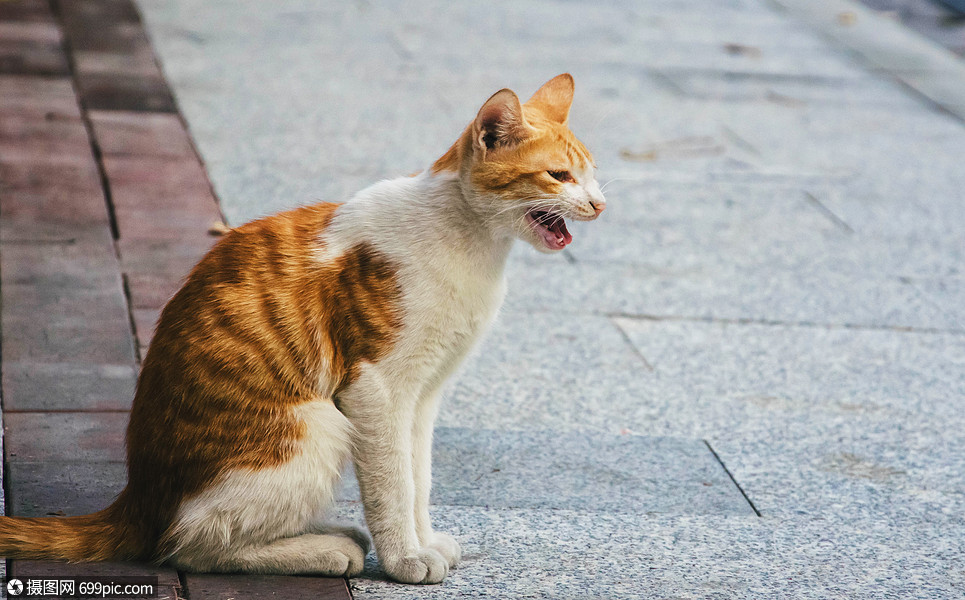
[125, 271, 183, 310]
[119, 236, 211, 310]
[0, 21, 62, 44]
[11, 559, 181, 600]
[74, 49, 162, 79]
[1, 234, 122, 289]
[0, 114, 93, 166]
[0, 41, 69, 75]
[77, 73, 176, 112]
[103, 155, 214, 207]
[184, 574, 352, 600]
[4, 412, 129, 462]
[2, 298, 136, 364]
[90, 110, 194, 158]
[3, 361, 136, 411]
[115, 206, 221, 242]
[0, 161, 109, 235]
[57, 0, 147, 53]
[64, 21, 151, 54]
[103, 155, 222, 240]
[0, 0, 56, 23]
[5, 461, 127, 516]
[0, 20, 64, 42]
[1, 236, 136, 364]
[120, 236, 214, 311]
[119, 235, 213, 276]
[0, 75, 81, 119]
[132, 307, 160, 359]
[11, 559, 180, 589]
[55, 0, 142, 28]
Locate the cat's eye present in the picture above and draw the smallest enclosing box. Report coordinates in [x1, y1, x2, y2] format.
[547, 170, 574, 183]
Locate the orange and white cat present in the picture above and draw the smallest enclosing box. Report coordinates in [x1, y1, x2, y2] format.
[0, 74, 604, 584]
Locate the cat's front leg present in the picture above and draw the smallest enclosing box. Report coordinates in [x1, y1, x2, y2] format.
[344, 383, 449, 584]
[412, 393, 461, 569]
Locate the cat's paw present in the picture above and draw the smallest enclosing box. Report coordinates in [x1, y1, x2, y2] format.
[427, 532, 461, 568]
[383, 548, 448, 584]
[317, 535, 367, 577]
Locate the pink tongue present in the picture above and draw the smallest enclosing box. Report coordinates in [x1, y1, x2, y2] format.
[543, 218, 571, 248]
[556, 220, 572, 245]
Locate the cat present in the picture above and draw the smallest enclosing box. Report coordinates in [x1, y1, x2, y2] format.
[0, 73, 605, 584]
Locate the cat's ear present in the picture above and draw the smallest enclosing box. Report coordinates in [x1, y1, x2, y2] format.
[525, 73, 574, 125]
[472, 89, 528, 156]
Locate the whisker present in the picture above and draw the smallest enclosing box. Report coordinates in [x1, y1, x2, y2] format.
[599, 177, 633, 193]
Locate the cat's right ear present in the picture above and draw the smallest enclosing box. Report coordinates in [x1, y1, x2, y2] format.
[472, 89, 527, 158]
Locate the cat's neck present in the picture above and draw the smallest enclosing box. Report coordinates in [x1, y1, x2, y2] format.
[331, 171, 515, 278]
[422, 170, 515, 272]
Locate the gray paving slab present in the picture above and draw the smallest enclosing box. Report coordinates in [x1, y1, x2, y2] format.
[566, 177, 964, 281]
[2, 361, 136, 411]
[339, 428, 753, 515]
[6, 462, 126, 517]
[3, 412, 128, 463]
[503, 260, 958, 333]
[334, 505, 965, 600]
[911, 276, 965, 330]
[436, 311, 655, 433]
[613, 319, 965, 519]
[661, 69, 925, 107]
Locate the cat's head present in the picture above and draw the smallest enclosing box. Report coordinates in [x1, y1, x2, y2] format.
[433, 74, 605, 253]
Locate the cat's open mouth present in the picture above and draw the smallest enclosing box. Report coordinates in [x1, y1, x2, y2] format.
[526, 209, 572, 250]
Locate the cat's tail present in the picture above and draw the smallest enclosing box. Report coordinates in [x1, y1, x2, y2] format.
[0, 495, 146, 562]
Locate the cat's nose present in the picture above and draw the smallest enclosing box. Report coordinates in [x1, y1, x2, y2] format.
[586, 180, 606, 218]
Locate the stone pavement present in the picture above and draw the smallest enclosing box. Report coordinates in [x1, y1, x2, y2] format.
[2, 0, 964, 599]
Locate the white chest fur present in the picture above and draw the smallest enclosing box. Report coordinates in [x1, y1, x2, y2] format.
[320, 172, 513, 399]
[391, 257, 507, 393]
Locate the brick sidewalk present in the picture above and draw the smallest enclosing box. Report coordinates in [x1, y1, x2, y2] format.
[0, 1, 351, 598]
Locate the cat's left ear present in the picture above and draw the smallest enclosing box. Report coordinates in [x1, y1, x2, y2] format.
[525, 73, 574, 125]
[472, 89, 528, 157]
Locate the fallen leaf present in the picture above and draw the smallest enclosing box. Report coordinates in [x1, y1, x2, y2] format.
[208, 220, 232, 236]
[838, 11, 857, 26]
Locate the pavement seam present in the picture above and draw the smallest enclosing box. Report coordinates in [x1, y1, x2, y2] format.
[604, 311, 965, 336]
[802, 190, 855, 234]
[703, 440, 762, 517]
[610, 317, 655, 372]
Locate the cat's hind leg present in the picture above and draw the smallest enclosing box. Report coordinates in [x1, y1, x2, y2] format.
[195, 532, 366, 576]
[165, 400, 363, 575]
[308, 520, 371, 557]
